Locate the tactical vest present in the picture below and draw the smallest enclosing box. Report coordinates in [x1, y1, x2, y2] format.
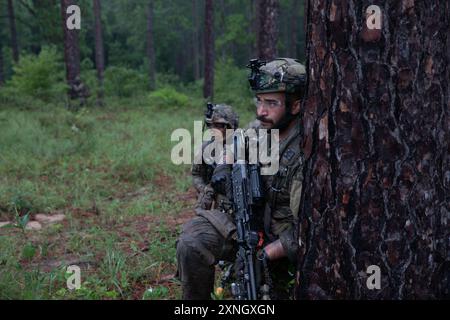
[261, 125, 304, 242]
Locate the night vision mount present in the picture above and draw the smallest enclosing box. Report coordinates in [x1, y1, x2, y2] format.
[247, 59, 267, 91]
[205, 102, 215, 123]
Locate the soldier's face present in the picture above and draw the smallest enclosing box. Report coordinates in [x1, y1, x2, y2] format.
[255, 92, 287, 129]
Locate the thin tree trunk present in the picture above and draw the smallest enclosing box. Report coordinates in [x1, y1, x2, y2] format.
[192, 0, 200, 80]
[0, 40, 4, 87]
[248, 0, 256, 59]
[146, 0, 156, 90]
[61, 0, 84, 108]
[7, 0, 19, 63]
[254, 0, 262, 58]
[289, 0, 299, 58]
[218, 0, 227, 60]
[258, 0, 279, 61]
[93, 0, 105, 106]
[297, 0, 450, 299]
[203, 0, 214, 100]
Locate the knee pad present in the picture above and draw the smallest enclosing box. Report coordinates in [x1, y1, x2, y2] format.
[177, 235, 216, 266]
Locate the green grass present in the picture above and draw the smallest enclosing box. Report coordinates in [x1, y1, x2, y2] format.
[0, 94, 255, 299]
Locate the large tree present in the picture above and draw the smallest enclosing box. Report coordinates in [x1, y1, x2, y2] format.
[289, 0, 299, 58]
[203, 0, 214, 99]
[7, 0, 19, 63]
[61, 0, 80, 88]
[297, 0, 449, 299]
[61, 0, 89, 110]
[93, 0, 105, 106]
[258, 0, 279, 60]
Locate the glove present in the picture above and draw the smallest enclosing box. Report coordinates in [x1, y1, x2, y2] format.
[211, 164, 232, 196]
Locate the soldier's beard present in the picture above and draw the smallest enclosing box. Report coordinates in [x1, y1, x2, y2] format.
[257, 109, 295, 133]
[273, 110, 296, 132]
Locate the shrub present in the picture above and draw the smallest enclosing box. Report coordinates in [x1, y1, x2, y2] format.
[6, 46, 66, 102]
[155, 73, 182, 90]
[148, 86, 191, 108]
[104, 66, 149, 98]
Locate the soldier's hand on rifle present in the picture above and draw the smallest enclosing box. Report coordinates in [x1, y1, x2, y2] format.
[263, 239, 287, 261]
[211, 164, 231, 196]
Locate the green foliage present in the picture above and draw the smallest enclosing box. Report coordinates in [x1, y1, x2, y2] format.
[10, 191, 34, 216]
[21, 242, 37, 261]
[0, 98, 196, 218]
[104, 66, 149, 98]
[215, 13, 254, 64]
[214, 58, 253, 111]
[101, 245, 130, 297]
[148, 86, 191, 108]
[80, 60, 99, 104]
[155, 73, 184, 90]
[14, 212, 30, 233]
[5, 47, 66, 102]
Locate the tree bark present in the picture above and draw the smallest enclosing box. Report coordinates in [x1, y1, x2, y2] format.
[192, 0, 200, 80]
[252, 0, 260, 58]
[93, 0, 105, 106]
[61, 0, 84, 107]
[7, 0, 19, 63]
[146, 0, 156, 90]
[289, 0, 299, 58]
[258, 0, 279, 61]
[203, 0, 214, 100]
[297, 0, 450, 299]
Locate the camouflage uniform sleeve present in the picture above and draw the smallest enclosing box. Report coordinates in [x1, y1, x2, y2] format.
[191, 163, 208, 194]
[273, 163, 304, 263]
[192, 142, 209, 193]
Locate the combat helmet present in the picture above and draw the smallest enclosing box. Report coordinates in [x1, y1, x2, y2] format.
[204, 103, 239, 129]
[247, 58, 307, 96]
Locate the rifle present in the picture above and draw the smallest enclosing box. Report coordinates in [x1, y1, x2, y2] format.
[229, 130, 271, 300]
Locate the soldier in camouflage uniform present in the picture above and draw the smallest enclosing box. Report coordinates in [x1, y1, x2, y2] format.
[68, 76, 90, 111]
[192, 104, 239, 210]
[177, 58, 307, 300]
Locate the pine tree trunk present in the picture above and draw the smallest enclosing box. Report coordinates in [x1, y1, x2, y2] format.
[203, 0, 214, 100]
[192, 0, 200, 80]
[146, 0, 156, 90]
[7, 0, 19, 63]
[289, 0, 299, 58]
[61, 0, 83, 107]
[297, 0, 450, 299]
[218, 0, 228, 60]
[258, 0, 279, 61]
[252, 0, 260, 58]
[93, 0, 105, 106]
[0, 40, 4, 86]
